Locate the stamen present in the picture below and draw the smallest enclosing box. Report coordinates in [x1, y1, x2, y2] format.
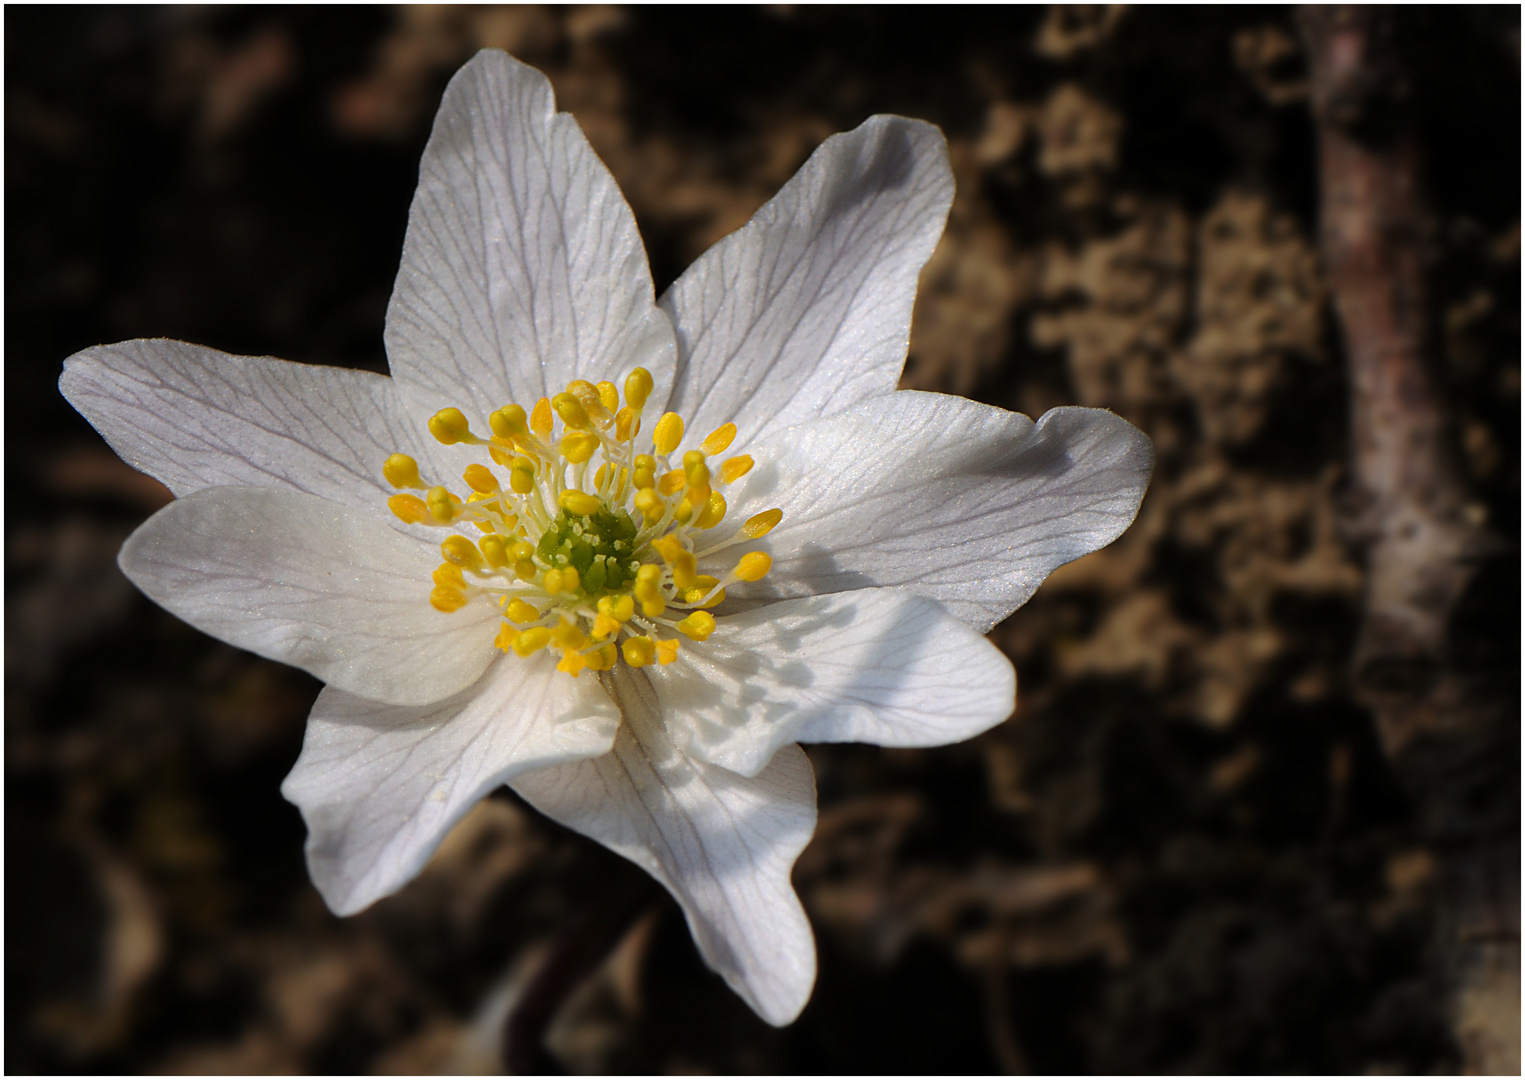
[384, 453, 424, 489]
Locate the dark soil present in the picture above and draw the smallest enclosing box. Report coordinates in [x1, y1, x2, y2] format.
[7, 6, 1518, 1074]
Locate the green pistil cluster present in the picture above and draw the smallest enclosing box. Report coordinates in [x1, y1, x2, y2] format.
[536, 506, 642, 599]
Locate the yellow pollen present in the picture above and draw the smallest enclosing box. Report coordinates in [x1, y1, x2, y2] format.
[390, 493, 429, 524]
[743, 508, 783, 538]
[530, 397, 553, 439]
[677, 611, 715, 641]
[559, 488, 600, 516]
[431, 585, 467, 613]
[622, 635, 656, 668]
[653, 412, 685, 455]
[719, 455, 754, 484]
[429, 408, 476, 445]
[494, 623, 520, 652]
[426, 486, 459, 523]
[552, 391, 591, 430]
[441, 535, 484, 571]
[658, 469, 686, 496]
[596, 381, 620, 412]
[624, 367, 654, 412]
[479, 534, 512, 568]
[506, 599, 542, 623]
[560, 430, 600, 464]
[512, 626, 551, 656]
[655, 638, 680, 665]
[735, 551, 772, 582]
[701, 423, 737, 456]
[550, 619, 586, 651]
[433, 563, 465, 589]
[384, 453, 423, 489]
[463, 464, 500, 493]
[489, 404, 529, 440]
[597, 594, 635, 623]
[557, 649, 589, 677]
[695, 490, 727, 530]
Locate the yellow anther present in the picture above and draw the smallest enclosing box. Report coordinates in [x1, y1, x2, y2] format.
[634, 563, 666, 617]
[658, 469, 687, 496]
[479, 534, 512, 568]
[426, 486, 458, 523]
[597, 594, 636, 623]
[677, 610, 716, 642]
[509, 541, 534, 563]
[429, 408, 476, 445]
[512, 626, 551, 656]
[431, 585, 467, 613]
[557, 649, 589, 677]
[653, 412, 685, 455]
[489, 443, 515, 467]
[542, 568, 563, 595]
[683, 449, 706, 472]
[742, 508, 783, 538]
[550, 619, 586, 651]
[559, 488, 600, 517]
[560, 566, 580, 592]
[567, 380, 612, 428]
[651, 534, 682, 563]
[735, 551, 772, 581]
[655, 638, 680, 665]
[632, 454, 656, 490]
[530, 397, 553, 439]
[587, 642, 619, 671]
[560, 430, 600, 465]
[650, 533, 696, 590]
[591, 613, 621, 640]
[489, 404, 529, 441]
[494, 623, 520, 652]
[633, 487, 663, 524]
[720, 455, 754, 484]
[615, 406, 637, 442]
[507, 599, 542, 624]
[509, 456, 537, 494]
[682, 575, 725, 608]
[695, 489, 728, 530]
[674, 498, 693, 525]
[463, 464, 500, 493]
[686, 481, 711, 512]
[552, 391, 591, 430]
[441, 535, 485, 571]
[389, 493, 429, 524]
[596, 381, 620, 412]
[622, 636, 656, 668]
[624, 367, 654, 412]
[515, 559, 538, 582]
[433, 563, 465, 589]
[701, 423, 737, 457]
[383, 453, 423, 489]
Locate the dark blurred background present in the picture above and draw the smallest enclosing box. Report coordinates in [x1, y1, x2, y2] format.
[6, 6, 1518, 1073]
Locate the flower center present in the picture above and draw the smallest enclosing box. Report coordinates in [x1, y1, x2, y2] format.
[381, 368, 782, 677]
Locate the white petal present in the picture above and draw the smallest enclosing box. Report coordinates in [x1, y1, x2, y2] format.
[119, 487, 500, 706]
[58, 339, 450, 514]
[728, 394, 1154, 633]
[510, 666, 817, 1026]
[650, 589, 1014, 778]
[282, 654, 620, 915]
[385, 49, 676, 422]
[660, 114, 953, 444]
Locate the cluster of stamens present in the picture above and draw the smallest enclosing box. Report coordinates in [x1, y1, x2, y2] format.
[383, 367, 781, 678]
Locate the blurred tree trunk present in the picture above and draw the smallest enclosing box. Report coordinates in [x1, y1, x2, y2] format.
[1298, 6, 1520, 1074]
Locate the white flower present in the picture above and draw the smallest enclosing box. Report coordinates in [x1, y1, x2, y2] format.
[59, 50, 1151, 1025]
